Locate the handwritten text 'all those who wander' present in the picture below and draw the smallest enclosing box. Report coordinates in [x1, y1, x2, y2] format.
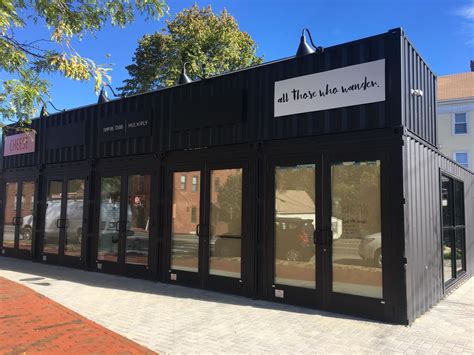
[277, 76, 381, 103]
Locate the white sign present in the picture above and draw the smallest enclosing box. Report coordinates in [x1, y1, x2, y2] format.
[274, 59, 386, 117]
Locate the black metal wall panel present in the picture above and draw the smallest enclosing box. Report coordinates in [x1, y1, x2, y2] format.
[401, 35, 437, 147]
[403, 135, 474, 323]
[95, 93, 155, 158]
[42, 107, 91, 164]
[160, 29, 404, 151]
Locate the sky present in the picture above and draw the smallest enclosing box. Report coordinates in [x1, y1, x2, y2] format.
[11, 0, 474, 113]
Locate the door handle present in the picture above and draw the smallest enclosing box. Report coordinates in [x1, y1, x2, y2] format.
[196, 224, 201, 237]
[115, 221, 120, 232]
[56, 219, 61, 229]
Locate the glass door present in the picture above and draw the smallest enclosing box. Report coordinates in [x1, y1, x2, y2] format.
[329, 160, 383, 300]
[96, 172, 152, 276]
[42, 177, 86, 266]
[167, 164, 246, 294]
[269, 158, 324, 307]
[1, 180, 36, 257]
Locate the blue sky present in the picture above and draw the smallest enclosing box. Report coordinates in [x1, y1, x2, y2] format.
[13, 0, 474, 112]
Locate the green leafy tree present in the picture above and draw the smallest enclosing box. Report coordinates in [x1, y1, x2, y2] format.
[119, 4, 263, 95]
[0, 0, 168, 129]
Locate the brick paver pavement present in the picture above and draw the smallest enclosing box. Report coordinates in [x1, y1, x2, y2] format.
[0, 257, 473, 354]
[0, 276, 155, 354]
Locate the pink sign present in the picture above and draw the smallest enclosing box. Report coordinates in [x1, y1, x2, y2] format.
[4, 132, 36, 156]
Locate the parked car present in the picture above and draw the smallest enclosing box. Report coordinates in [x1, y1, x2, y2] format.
[21, 199, 85, 243]
[358, 232, 382, 267]
[213, 217, 315, 262]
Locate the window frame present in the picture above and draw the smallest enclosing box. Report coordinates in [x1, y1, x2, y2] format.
[452, 112, 468, 135]
[440, 171, 467, 291]
[180, 175, 187, 191]
[453, 151, 469, 170]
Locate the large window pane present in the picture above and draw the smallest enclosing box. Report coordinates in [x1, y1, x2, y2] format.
[331, 161, 382, 299]
[442, 229, 454, 282]
[171, 171, 200, 272]
[126, 175, 151, 265]
[64, 180, 85, 257]
[455, 229, 464, 273]
[43, 181, 62, 255]
[19, 181, 35, 250]
[274, 165, 316, 289]
[2, 182, 18, 249]
[98, 176, 121, 262]
[209, 169, 242, 278]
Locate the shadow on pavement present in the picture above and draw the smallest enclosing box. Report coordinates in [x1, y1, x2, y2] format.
[0, 256, 384, 324]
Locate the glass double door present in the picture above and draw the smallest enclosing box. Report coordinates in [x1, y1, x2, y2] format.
[95, 172, 152, 276]
[166, 163, 246, 293]
[1, 180, 36, 257]
[270, 155, 384, 309]
[42, 176, 86, 266]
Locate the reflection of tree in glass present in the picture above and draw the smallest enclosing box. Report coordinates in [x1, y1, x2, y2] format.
[275, 166, 315, 204]
[215, 173, 242, 234]
[332, 164, 380, 238]
[101, 178, 121, 202]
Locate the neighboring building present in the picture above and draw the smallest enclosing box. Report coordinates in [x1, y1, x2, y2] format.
[437, 64, 474, 171]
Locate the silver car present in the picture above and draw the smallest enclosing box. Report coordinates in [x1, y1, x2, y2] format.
[358, 232, 382, 267]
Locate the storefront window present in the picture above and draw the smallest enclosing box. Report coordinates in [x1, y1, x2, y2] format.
[18, 181, 36, 251]
[43, 181, 62, 255]
[126, 175, 151, 265]
[64, 179, 85, 257]
[98, 176, 121, 262]
[2, 182, 18, 249]
[331, 161, 382, 299]
[171, 171, 200, 272]
[274, 164, 316, 289]
[209, 169, 242, 278]
[442, 175, 466, 285]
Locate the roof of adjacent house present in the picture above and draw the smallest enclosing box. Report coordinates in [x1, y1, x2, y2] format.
[275, 190, 315, 214]
[438, 72, 474, 101]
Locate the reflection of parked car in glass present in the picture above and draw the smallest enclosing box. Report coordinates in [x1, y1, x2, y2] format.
[21, 200, 85, 242]
[275, 218, 314, 261]
[213, 217, 315, 262]
[358, 232, 382, 267]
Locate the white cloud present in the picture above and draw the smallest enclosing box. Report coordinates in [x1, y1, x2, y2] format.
[454, 4, 474, 19]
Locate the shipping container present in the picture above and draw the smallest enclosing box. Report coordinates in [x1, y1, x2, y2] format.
[0, 28, 472, 324]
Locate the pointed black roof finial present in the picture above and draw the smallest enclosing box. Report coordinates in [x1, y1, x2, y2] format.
[40, 105, 48, 118]
[98, 87, 109, 103]
[177, 62, 192, 85]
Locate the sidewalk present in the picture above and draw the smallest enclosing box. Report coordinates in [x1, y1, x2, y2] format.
[0, 276, 155, 354]
[0, 257, 473, 354]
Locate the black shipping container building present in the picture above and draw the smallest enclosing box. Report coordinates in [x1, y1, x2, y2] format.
[1, 28, 472, 324]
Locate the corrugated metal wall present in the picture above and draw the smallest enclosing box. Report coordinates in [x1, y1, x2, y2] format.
[160, 29, 403, 150]
[95, 94, 155, 158]
[401, 35, 437, 147]
[42, 107, 91, 164]
[403, 135, 473, 323]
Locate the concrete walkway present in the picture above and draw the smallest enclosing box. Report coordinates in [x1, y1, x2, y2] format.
[0, 257, 473, 354]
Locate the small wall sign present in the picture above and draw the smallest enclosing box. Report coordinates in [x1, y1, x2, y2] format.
[274, 59, 386, 117]
[3, 132, 36, 156]
[99, 113, 151, 141]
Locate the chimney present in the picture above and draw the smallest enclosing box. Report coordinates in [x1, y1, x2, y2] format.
[471, 60, 474, 72]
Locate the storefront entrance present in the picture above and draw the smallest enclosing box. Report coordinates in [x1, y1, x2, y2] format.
[40, 170, 88, 268]
[94, 163, 154, 278]
[266, 148, 388, 319]
[163, 150, 255, 295]
[1, 171, 37, 259]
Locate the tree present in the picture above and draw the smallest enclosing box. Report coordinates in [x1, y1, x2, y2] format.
[119, 4, 263, 95]
[0, 0, 168, 128]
